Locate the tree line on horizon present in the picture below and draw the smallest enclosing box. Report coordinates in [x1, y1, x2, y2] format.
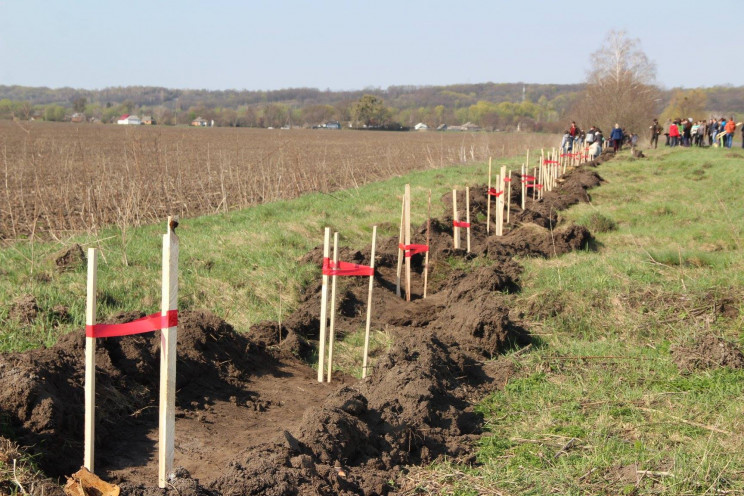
[0, 43, 740, 133]
[0, 82, 582, 131]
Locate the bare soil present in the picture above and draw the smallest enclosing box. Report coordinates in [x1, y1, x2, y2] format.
[0, 122, 559, 240]
[671, 334, 744, 373]
[1, 162, 611, 495]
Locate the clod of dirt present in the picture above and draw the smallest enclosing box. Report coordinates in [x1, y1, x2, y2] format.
[671, 334, 744, 372]
[54, 244, 86, 272]
[10, 294, 39, 324]
[487, 223, 592, 259]
[64, 466, 120, 496]
[52, 304, 72, 325]
[716, 298, 739, 319]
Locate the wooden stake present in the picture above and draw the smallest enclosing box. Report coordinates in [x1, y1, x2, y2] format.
[395, 196, 404, 298]
[423, 190, 431, 299]
[84, 248, 97, 473]
[159, 217, 179, 488]
[494, 174, 501, 236]
[326, 232, 339, 382]
[362, 226, 377, 379]
[551, 147, 556, 189]
[465, 186, 471, 252]
[317, 227, 330, 382]
[521, 163, 526, 211]
[452, 189, 459, 249]
[499, 165, 506, 235]
[486, 157, 492, 233]
[533, 167, 538, 201]
[404, 184, 411, 302]
[506, 169, 512, 224]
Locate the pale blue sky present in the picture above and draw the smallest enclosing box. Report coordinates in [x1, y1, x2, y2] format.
[1, 0, 741, 91]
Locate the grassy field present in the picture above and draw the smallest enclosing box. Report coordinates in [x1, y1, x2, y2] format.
[2, 144, 744, 494]
[413, 147, 744, 495]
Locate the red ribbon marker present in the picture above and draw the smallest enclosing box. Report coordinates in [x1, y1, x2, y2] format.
[543, 159, 559, 165]
[487, 187, 503, 197]
[453, 220, 471, 228]
[86, 310, 178, 338]
[322, 257, 374, 277]
[399, 243, 429, 257]
[522, 175, 539, 189]
[503, 177, 511, 183]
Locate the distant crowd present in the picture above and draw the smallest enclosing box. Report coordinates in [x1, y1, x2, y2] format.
[649, 117, 742, 149]
[562, 117, 744, 157]
[560, 121, 637, 159]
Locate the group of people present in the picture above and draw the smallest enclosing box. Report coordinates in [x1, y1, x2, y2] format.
[561, 121, 638, 159]
[561, 116, 743, 157]
[650, 117, 743, 149]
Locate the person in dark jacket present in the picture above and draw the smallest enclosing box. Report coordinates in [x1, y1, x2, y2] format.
[610, 123, 623, 152]
[649, 118, 662, 148]
[682, 119, 693, 147]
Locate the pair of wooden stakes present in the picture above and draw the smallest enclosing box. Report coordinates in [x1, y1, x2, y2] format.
[84, 219, 178, 488]
[316, 185, 432, 382]
[451, 158, 512, 252]
[515, 147, 576, 210]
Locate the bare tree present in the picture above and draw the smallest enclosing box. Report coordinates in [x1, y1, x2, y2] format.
[573, 30, 660, 135]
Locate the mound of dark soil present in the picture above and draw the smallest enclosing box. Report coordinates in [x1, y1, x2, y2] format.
[54, 243, 85, 273]
[671, 335, 744, 372]
[9, 294, 39, 324]
[0, 310, 281, 478]
[487, 223, 592, 259]
[211, 335, 498, 495]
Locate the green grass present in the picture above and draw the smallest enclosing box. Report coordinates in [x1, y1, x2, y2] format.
[453, 146, 744, 495]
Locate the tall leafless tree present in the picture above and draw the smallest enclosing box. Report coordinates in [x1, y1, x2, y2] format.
[573, 30, 660, 135]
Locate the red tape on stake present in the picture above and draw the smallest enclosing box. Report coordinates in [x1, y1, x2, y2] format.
[86, 310, 178, 338]
[522, 175, 536, 182]
[453, 220, 471, 228]
[322, 257, 374, 277]
[399, 243, 429, 257]
[503, 177, 511, 183]
[543, 160, 559, 165]
[487, 187, 503, 197]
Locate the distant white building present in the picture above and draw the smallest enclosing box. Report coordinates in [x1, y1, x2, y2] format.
[117, 114, 141, 125]
[414, 122, 429, 131]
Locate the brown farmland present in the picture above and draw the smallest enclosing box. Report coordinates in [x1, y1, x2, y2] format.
[0, 121, 558, 239]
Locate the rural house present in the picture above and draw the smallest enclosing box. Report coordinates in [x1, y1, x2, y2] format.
[71, 113, 85, 123]
[191, 117, 208, 127]
[443, 122, 481, 132]
[414, 122, 429, 131]
[141, 115, 155, 125]
[117, 114, 141, 125]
